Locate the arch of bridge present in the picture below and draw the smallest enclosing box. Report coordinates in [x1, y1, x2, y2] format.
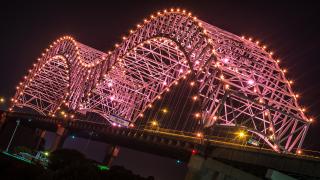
[11, 10, 310, 153]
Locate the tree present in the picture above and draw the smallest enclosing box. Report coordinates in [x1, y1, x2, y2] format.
[13, 146, 33, 154]
[46, 149, 100, 180]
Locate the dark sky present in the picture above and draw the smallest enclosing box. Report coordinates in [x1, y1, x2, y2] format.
[1, 1, 320, 179]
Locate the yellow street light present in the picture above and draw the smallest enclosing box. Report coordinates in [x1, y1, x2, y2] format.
[237, 130, 246, 138]
[151, 120, 158, 126]
[196, 132, 203, 138]
[192, 96, 198, 101]
[297, 149, 302, 155]
[0, 97, 5, 103]
[162, 108, 168, 113]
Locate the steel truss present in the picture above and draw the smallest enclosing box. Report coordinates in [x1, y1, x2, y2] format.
[11, 9, 310, 153]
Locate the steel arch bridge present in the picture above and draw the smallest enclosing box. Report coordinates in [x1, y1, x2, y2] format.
[10, 9, 311, 153]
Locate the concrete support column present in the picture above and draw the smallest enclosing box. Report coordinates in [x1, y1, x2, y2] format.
[0, 112, 7, 131]
[185, 155, 205, 180]
[50, 126, 67, 152]
[34, 130, 46, 151]
[103, 145, 120, 167]
[185, 155, 260, 180]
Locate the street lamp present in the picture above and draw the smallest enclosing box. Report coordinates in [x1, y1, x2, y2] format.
[151, 120, 158, 126]
[0, 97, 5, 103]
[236, 130, 246, 139]
[161, 108, 168, 114]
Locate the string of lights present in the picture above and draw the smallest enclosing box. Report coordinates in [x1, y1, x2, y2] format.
[10, 8, 311, 154]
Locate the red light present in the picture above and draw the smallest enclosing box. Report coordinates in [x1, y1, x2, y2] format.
[191, 149, 197, 155]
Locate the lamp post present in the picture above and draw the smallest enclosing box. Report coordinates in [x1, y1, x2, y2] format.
[5, 119, 20, 152]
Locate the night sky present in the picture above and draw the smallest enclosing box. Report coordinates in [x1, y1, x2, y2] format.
[1, 1, 320, 179]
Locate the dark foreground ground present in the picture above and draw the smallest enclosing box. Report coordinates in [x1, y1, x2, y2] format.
[0, 149, 155, 180]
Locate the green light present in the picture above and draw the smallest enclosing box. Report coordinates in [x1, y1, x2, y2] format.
[2, 152, 32, 164]
[44, 151, 49, 156]
[97, 165, 109, 171]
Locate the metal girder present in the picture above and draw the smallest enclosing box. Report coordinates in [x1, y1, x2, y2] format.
[10, 10, 310, 153]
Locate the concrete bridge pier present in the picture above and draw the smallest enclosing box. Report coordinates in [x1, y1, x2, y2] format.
[0, 112, 7, 131]
[50, 126, 67, 152]
[103, 145, 120, 167]
[185, 155, 260, 180]
[34, 129, 46, 151]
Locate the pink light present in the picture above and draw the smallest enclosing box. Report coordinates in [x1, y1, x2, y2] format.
[110, 95, 115, 101]
[179, 68, 183, 73]
[195, 60, 200, 65]
[247, 79, 255, 85]
[163, 81, 167, 85]
[112, 122, 116, 126]
[221, 57, 229, 64]
[107, 82, 113, 87]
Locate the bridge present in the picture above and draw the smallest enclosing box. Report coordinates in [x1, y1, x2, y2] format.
[0, 8, 318, 180]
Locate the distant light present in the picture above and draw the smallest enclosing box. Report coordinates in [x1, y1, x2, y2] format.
[269, 127, 273, 131]
[297, 149, 302, 155]
[192, 96, 198, 101]
[107, 82, 113, 87]
[176, 160, 182, 164]
[97, 165, 109, 171]
[195, 113, 200, 118]
[196, 132, 203, 138]
[0, 97, 5, 103]
[247, 79, 255, 85]
[71, 135, 75, 139]
[44, 151, 49, 156]
[269, 135, 275, 140]
[191, 149, 197, 155]
[151, 120, 158, 126]
[221, 57, 229, 64]
[162, 108, 168, 113]
[237, 130, 246, 138]
[259, 98, 264, 103]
